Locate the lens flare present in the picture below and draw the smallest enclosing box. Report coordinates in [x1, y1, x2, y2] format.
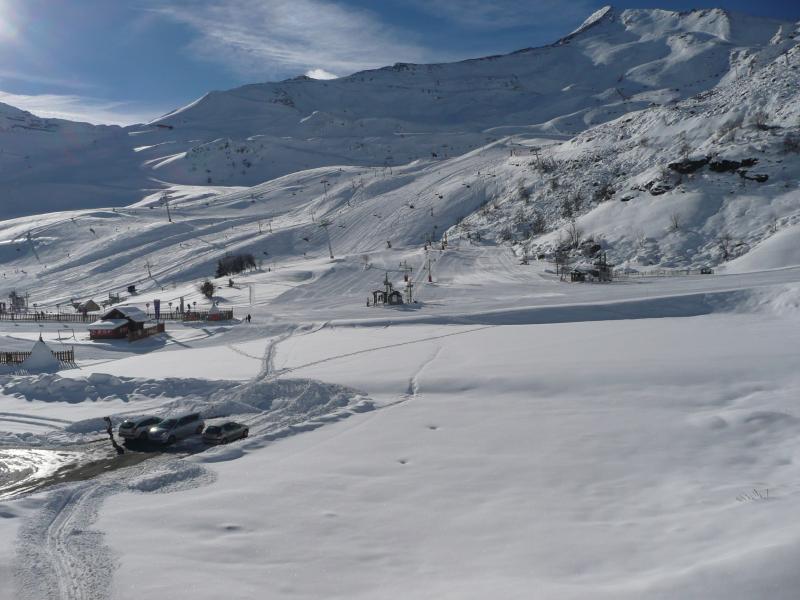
[0, 4, 19, 44]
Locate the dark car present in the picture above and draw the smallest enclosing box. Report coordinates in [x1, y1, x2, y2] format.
[118, 416, 162, 441]
[203, 421, 249, 444]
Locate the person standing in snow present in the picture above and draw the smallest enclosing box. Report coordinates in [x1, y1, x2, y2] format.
[104, 416, 124, 455]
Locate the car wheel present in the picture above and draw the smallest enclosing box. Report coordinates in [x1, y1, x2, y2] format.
[196, 425, 203, 434]
[167, 435, 176, 445]
[243, 429, 249, 438]
[138, 432, 147, 440]
[222, 436, 229, 444]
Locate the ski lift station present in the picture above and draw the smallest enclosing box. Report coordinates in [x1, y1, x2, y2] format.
[369, 273, 407, 307]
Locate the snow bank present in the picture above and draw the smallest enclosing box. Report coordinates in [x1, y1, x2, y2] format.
[0, 373, 231, 405]
[725, 224, 800, 273]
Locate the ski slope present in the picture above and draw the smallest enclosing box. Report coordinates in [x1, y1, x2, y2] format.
[0, 7, 796, 218]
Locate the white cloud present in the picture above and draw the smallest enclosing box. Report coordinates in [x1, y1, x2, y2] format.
[150, 0, 446, 80]
[305, 68, 338, 80]
[0, 91, 160, 125]
[406, 0, 595, 31]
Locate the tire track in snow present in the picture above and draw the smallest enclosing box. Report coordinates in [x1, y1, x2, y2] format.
[14, 459, 212, 600]
[14, 482, 114, 600]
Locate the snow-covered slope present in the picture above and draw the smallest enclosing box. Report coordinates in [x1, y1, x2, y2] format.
[0, 103, 150, 219]
[137, 8, 794, 186]
[0, 7, 795, 218]
[460, 40, 800, 270]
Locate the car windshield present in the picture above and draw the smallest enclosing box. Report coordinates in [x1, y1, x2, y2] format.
[205, 426, 221, 434]
[223, 423, 238, 430]
[156, 419, 177, 429]
[120, 421, 134, 428]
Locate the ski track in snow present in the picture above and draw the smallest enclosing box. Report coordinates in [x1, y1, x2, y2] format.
[272, 325, 491, 379]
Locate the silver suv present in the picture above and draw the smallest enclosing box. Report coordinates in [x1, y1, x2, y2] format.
[148, 413, 205, 445]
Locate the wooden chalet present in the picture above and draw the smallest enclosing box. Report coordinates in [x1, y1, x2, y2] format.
[75, 299, 101, 314]
[89, 306, 162, 341]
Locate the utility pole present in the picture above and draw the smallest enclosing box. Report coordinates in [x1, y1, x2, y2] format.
[319, 220, 334, 259]
[426, 253, 433, 283]
[145, 259, 153, 278]
[405, 279, 414, 304]
[321, 179, 330, 201]
[399, 260, 413, 282]
[162, 193, 173, 223]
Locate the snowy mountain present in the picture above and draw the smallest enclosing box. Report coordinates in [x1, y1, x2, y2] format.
[0, 6, 795, 219]
[4, 9, 800, 600]
[137, 7, 795, 187]
[461, 39, 800, 271]
[0, 6, 796, 297]
[0, 103, 151, 219]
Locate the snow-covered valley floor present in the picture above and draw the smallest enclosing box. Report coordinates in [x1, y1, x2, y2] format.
[1, 245, 800, 599]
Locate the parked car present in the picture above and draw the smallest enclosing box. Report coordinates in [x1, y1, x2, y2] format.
[700, 266, 714, 275]
[118, 416, 162, 441]
[203, 421, 249, 445]
[148, 413, 205, 445]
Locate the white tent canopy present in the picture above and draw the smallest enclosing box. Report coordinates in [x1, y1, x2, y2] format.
[21, 338, 60, 372]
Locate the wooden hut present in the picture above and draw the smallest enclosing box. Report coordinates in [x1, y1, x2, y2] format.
[75, 299, 101, 314]
[88, 306, 150, 340]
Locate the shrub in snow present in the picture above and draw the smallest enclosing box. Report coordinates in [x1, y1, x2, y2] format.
[215, 253, 256, 277]
[199, 280, 215, 298]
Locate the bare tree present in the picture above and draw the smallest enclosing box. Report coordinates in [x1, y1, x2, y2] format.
[717, 232, 734, 261]
[530, 211, 548, 235]
[634, 229, 648, 249]
[498, 226, 514, 242]
[560, 199, 574, 220]
[593, 182, 615, 203]
[517, 181, 531, 205]
[750, 110, 770, 131]
[565, 220, 583, 249]
[768, 217, 779, 235]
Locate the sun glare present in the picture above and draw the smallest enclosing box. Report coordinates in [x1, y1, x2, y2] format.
[0, 1, 19, 44]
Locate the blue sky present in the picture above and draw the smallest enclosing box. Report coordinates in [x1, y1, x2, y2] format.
[0, 0, 797, 125]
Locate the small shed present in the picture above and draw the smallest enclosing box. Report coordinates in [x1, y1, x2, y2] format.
[76, 299, 101, 314]
[570, 270, 586, 282]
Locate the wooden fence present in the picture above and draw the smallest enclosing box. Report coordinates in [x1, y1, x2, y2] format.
[148, 310, 235, 322]
[0, 312, 97, 323]
[0, 310, 234, 323]
[613, 268, 713, 279]
[0, 347, 75, 365]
